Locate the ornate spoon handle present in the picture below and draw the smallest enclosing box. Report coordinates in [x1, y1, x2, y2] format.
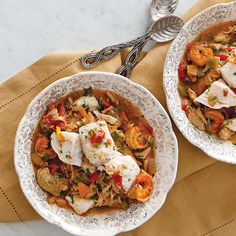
[81, 32, 150, 68]
[116, 39, 148, 78]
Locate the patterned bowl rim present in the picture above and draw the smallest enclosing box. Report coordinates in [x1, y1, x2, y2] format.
[14, 71, 178, 235]
[163, 1, 236, 164]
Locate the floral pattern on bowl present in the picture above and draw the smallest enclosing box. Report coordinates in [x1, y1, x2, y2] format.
[163, 2, 236, 164]
[14, 71, 178, 235]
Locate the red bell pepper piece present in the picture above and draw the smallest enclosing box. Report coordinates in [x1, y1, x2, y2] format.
[104, 100, 111, 109]
[90, 130, 105, 145]
[178, 66, 187, 80]
[89, 171, 99, 183]
[112, 172, 122, 188]
[57, 103, 66, 116]
[214, 53, 228, 61]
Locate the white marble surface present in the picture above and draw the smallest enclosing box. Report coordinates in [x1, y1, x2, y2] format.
[0, 0, 197, 235]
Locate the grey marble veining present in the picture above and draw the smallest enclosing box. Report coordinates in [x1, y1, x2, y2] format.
[0, 0, 197, 235]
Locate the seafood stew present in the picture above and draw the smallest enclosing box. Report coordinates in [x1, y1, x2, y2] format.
[178, 21, 236, 143]
[31, 87, 156, 215]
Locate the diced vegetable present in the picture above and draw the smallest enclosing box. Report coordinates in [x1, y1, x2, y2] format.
[56, 198, 68, 207]
[187, 65, 198, 77]
[78, 182, 93, 198]
[90, 129, 105, 145]
[178, 85, 188, 96]
[74, 175, 91, 185]
[178, 66, 187, 80]
[89, 171, 99, 183]
[214, 53, 228, 61]
[104, 100, 111, 109]
[119, 111, 129, 123]
[112, 172, 122, 188]
[78, 106, 88, 119]
[207, 56, 219, 68]
[223, 88, 229, 97]
[57, 103, 66, 116]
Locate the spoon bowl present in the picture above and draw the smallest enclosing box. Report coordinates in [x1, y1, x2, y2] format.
[150, 15, 184, 42]
[81, 0, 180, 68]
[150, 0, 179, 21]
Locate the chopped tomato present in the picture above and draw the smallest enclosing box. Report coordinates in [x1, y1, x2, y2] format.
[225, 47, 234, 52]
[119, 111, 129, 123]
[43, 114, 66, 129]
[112, 172, 122, 188]
[89, 171, 99, 183]
[57, 103, 65, 116]
[181, 104, 188, 111]
[178, 66, 187, 80]
[90, 130, 105, 145]
[181, 98, 190, 112]
[107, 139, 112, 145]
[223, 89, 229, 97]
[214, 53, 228, 61]
[104, 100, 111, 109]
[145, 124, 153, 135]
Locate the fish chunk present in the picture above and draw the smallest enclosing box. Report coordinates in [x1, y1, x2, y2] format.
[105, 155, 140, 193]
[79, 120, 121, 166]
[51, 131, 83, 167]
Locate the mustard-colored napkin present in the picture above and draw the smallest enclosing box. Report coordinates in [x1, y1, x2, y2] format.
[0, 0, 235, 235]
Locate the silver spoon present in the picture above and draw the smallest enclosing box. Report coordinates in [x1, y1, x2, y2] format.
[81, 0, 179, 68]
[116, 15, 184, 78]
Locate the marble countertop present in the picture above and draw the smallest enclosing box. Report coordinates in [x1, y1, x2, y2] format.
[0, 0, 197, 235]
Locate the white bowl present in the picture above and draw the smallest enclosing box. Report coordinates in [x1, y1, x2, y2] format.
[14, 71, 178, 236]
[164, 2, 236, 164]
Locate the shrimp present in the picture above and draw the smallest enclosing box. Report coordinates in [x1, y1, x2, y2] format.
[35, 135, 57, 158]
[188, 42, 213, 67]
[204, 109, 224, 134]
[128, 170, 154, 202]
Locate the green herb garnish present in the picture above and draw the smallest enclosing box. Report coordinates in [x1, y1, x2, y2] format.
[224, 121, 230, 127]
[70, 195, 74, 204]
[60, 191, 66, 198]
[233, 72, 236, 76]
[42, 154, 50, 162]
[82, 100, 90, 112]
[207, 118, 211, 128]
[74, 176, 91, 185]
[112, 132, 119, 142]
[83, 87, 93, 96]
[97, 99, 104, 111]
[210, 96, 218, 101]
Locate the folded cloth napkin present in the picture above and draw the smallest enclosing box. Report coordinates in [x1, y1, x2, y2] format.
[0, 0, 235, 235]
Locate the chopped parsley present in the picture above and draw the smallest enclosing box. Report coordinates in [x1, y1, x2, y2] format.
[224, 121, 230, 127]
[97, 100, 104, 111]
[42, 154, 50, 162]
[70, 195, 74, 204]
[233, 72, 236, 76]
[207, 118, 211, 128]
[60, 191, 66, 198]
[82, 100, 89, 112]
[83, 87, 93, 96]
[74, 176, 91, 185]
[112, 132, 119, 142]
[210, 96, 218, 101]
